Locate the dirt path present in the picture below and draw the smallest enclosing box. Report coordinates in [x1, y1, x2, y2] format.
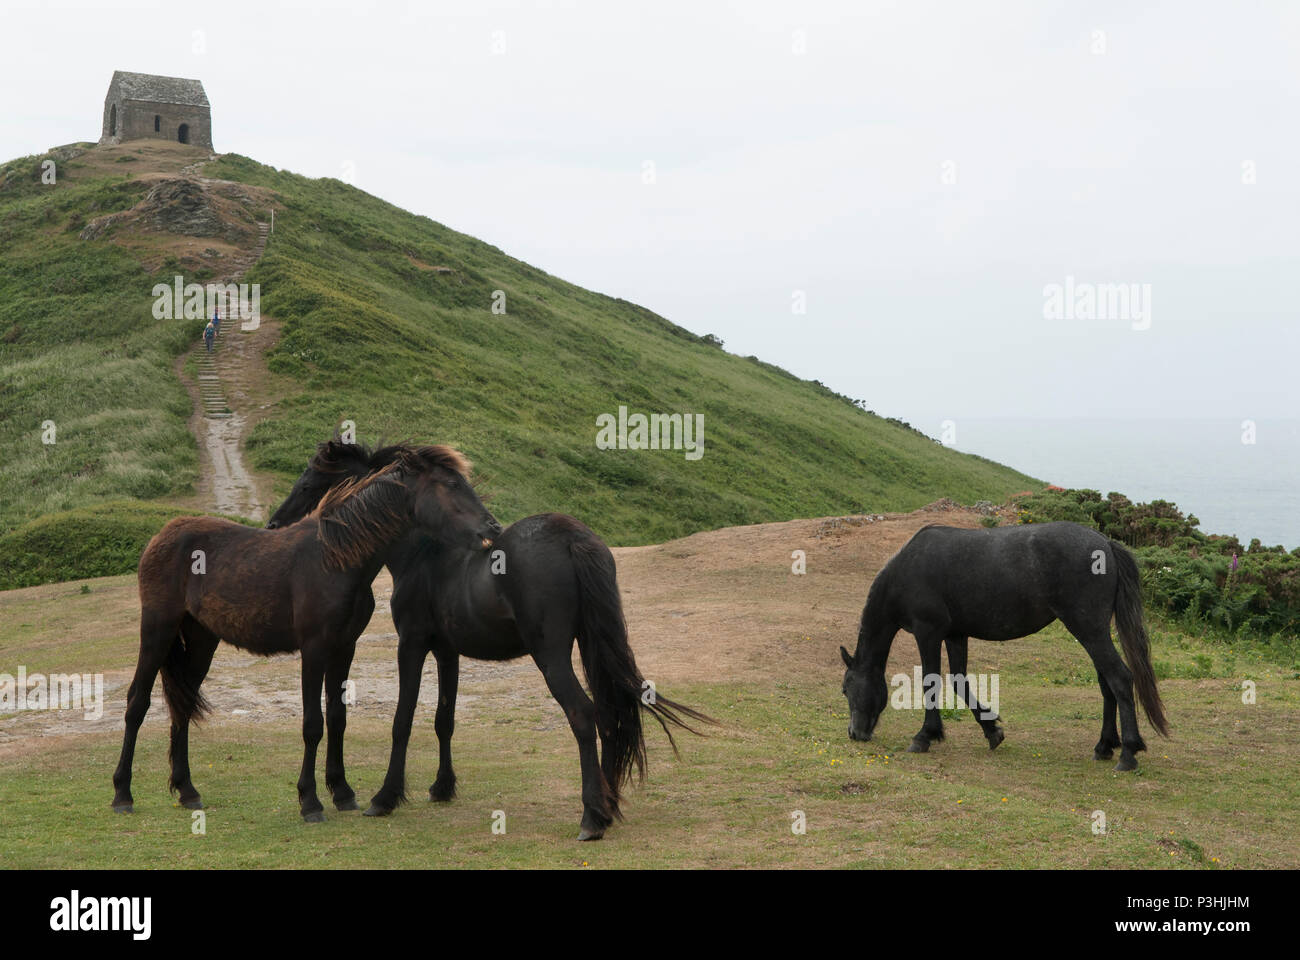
[172, 156, 276, 521]
[199, 412, 260, 517]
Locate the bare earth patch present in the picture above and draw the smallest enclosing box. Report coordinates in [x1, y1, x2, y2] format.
[0, 506, 1014, 747]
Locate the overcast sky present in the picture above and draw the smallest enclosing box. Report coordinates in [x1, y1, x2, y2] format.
[4, 0, 1297, 428]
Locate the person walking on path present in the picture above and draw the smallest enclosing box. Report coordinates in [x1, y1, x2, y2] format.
[204, 320, 215, 353]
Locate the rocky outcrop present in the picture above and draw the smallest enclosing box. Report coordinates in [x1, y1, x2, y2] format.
[139, 178, 224, 237]
[78, 176, 257, 246]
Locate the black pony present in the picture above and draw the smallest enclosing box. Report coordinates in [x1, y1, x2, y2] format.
[267, 439, 709, 840]
[114, 446, 499, 821]
[840, 521, 1168, 771]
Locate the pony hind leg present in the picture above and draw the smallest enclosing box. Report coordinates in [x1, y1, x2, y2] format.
[1092, 674, 1120, 761]
[164, 616, 220, 809]
[1069, 620, 1145, 771]
[945, 636, 1004, 750]
[533, 632, 614, 841]
[112, 609, 180, 811]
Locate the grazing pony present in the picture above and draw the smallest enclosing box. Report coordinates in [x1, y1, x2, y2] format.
[112, 445, 500, 821]
[267, 438, 710, 840]
[840, 521, 1169, 771]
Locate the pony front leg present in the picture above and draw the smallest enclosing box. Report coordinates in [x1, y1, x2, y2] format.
[430, 646, 460, 802]
[297, 655, 327, 821]
[365, 631, 429, 816]
[324, 652, 358, 811]
[907, 631, 946, 753]
[945, 636, 1004, 750]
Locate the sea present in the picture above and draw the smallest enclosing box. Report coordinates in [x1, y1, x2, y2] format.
[942, 418, 1300, 551]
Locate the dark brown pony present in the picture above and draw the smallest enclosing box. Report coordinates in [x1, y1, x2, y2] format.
[267, 438, 711, 840]
[112, 445, 500, 821]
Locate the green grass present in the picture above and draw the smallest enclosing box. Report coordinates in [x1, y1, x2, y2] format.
[212, 152, 1035, 541]
[2, 560, 1296, 869]
[1, 142, 1036, 586]
[0, 147, 206, 573]
[0, 502, 258, 591]
[3, 671, 1296, 869]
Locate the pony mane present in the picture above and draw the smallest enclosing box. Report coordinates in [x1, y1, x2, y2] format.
[312, 461, 412, 570]
[364, 443, 474, 482]
[310, 439, 378, 475]
[309, 444, 476, 569]
[321, 440, 472, 481]
[407, 444, 472, 479]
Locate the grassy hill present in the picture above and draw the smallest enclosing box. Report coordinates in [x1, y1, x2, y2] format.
[0, 140, 1036, 587]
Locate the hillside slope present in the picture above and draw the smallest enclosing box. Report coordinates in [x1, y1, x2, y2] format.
[0, 140, 1035, 585]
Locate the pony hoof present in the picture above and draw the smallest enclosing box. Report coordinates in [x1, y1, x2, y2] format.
[906, 738, 930, 753]
[363, 803, 392, 818]
[577, 827, 605, 842]
[987, 728, 1005, 750]
[302, 810, 326, 823]
[1114, 756, 1138, 772]
[334, 797, 359, 811]
[112, 803, 134, 814]
[180, 798, 204, 810]
[1094, 748, 1114, 761]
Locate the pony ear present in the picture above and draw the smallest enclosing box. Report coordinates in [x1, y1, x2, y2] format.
[840, 646, 854, 668]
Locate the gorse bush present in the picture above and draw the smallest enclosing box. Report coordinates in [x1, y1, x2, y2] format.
[1015, 487, 1300, 639]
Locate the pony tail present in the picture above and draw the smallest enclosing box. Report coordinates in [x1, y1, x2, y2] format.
[1111, 540, 1169, 737]
[569, 536, 712, 814]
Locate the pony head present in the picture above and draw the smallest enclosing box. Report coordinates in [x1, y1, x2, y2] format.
[840, 646, 888, 741]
